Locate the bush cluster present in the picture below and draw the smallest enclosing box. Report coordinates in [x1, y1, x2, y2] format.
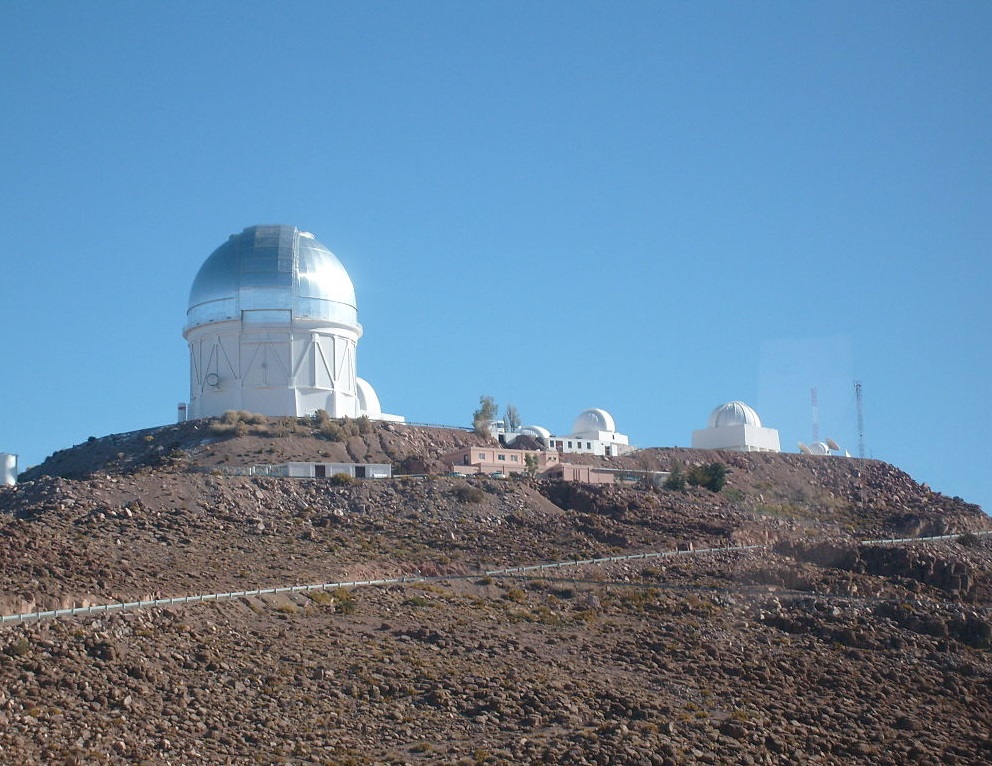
[453, 485, 485, 504]
[208, 410, 374, 440]
[664, 461, 728, 493]
[687, 462, 728, 492]
[328, 472, 358, 486]
[312, 411, 373, 442]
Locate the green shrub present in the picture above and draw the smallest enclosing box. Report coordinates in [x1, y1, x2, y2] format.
[957, 531, 982, 547]
[664, 462, 686, 491]
[330, 588, 356, 614]
[6, 638, 30, 657]
[454, 485, 485, 503]
[504, 587, 526, 603]
[309, 590, 335, 606]
[687, 462, 727, 492]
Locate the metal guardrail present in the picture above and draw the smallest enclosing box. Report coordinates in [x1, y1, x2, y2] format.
[485, 544, 768, 575]
[0, 578, 421, 625]
[0, 543, 765, 625]
[859, 530, 992, 546]
[1, 532, 988, 626]
[400, 422, 474, 432]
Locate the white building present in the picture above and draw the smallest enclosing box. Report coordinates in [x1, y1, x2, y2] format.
[1, 453, 16, 486]
[183, 225, 401, 422]
[547, 408, 634, 457]
[691, 401, 781, 453]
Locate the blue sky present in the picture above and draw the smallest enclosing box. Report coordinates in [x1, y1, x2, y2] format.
[2, 2, 989, 511]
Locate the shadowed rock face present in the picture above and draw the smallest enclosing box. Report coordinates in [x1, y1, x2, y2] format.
[1, 420, 991, 764]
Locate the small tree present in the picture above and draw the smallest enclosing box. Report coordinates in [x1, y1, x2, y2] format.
[524, 453, 539, 478]
[687, 462, 728, 493]
[473, 395, 499, 438]
[664, 461, 686, 491]
[504, 404, 522, 431]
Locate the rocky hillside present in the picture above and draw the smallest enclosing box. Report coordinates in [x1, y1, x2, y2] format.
[2, 418, 991, 764]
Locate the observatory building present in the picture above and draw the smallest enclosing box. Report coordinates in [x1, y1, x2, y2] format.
[691, 401, 781, 453]
[500, 408, 634, 457]
[1, 453, 16, 486]
[183, 225, 401, 421]
[548, 408, 633, 457]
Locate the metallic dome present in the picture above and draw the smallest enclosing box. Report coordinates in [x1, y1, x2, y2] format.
[708, 401, 762, 429]
[187, 225, 358, 329]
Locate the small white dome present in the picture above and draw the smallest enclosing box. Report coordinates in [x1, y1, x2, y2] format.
[355, 377, 381, 416]
[572, 408, 616, 434]
[520, 425, 552, 441]
[708, 401, 762, 429]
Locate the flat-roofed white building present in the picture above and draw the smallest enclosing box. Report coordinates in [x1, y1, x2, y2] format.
[546, 408, 634, 457]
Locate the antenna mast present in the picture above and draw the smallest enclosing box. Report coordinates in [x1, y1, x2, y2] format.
[810, 387, 820, 443]
[854, 381, 865, 459]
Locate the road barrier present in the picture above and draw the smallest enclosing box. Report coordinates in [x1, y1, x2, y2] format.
[1, 531, 988, 626]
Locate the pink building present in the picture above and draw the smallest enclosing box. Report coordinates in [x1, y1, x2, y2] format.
[441, 446, 560, 477]
[440, 447, 665, 486]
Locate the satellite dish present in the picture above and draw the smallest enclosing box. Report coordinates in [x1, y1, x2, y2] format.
[825, 438, 840, 451]
[797, 442, 812, 455]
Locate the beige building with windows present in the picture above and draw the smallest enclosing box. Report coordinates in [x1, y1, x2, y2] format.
[440, 446, 666, 486]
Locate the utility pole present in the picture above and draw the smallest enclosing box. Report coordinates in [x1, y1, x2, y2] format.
[810, 387, 820, 443]
[854, 381, 865, 459]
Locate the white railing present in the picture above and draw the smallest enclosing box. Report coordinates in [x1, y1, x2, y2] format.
[1, 531, 988, 626]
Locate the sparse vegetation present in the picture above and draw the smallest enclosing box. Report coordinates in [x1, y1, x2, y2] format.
[664, 461, 687, 491]
[309, 590, 335, 606]
[454, 485, 485, 504]
[504, 404, 521, 431]
[957, 531, 982, 547]
[4, 421, 992, 765]
[473, 395, 498, 438]
[317, 414, 373, 442]
[330, 588, 356, 614]
[5, 638, 30, 657]
[524, 453, 539, 477]
[687, 462, 728, 492]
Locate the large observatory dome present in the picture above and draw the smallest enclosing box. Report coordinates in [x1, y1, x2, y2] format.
[572, 408, 617, 435]
[708, 401, 762, 429]
[187, 225, 358, 329]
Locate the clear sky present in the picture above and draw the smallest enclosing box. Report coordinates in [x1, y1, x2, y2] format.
[2, 2, 989, 512]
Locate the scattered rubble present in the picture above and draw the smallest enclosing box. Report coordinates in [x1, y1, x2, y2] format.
[0, 420, 989, 764]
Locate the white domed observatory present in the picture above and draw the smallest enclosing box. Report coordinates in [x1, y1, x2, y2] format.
[183, 225, 401, 422]
[691, 401, 780, 453]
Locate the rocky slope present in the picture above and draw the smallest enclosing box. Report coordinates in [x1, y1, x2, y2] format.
[1, 418, 991, 764]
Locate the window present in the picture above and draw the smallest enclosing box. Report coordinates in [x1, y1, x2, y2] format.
[587, 442, 592, 450]
[510, 455, 518, 462]
[567, 441, 573, 448]
[478, 452, 486, 459]
[497, 454, 506, 461]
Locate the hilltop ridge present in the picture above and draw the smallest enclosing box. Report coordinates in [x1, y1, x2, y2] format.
[2, 417, 991, 764]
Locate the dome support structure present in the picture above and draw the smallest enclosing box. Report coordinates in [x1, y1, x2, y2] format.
[182, 225, 401, 422]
